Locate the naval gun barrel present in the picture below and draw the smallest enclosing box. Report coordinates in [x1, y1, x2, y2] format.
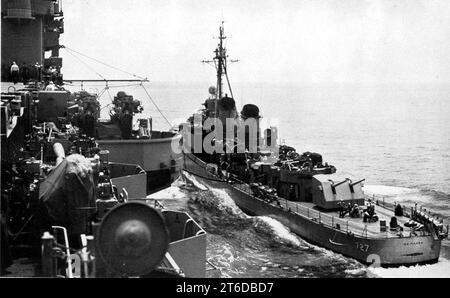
[350, 178, 365, 187]
[329, 179, 348, 195]
[346, 178, 365, 193]
[329, 179, 347, 188]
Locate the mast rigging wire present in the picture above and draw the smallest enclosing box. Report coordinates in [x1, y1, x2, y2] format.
[140, 83, 173, 128]
[65, 49, 106, 80]
[63, 46, 147, 80]
[62, 46, 172, 129]
[223, 64, 234, 99]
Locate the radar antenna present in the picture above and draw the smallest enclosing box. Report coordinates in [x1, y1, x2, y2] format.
[201, 21, 239, 101]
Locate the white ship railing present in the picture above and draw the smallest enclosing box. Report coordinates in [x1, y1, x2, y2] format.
[185, 152, 443, 240]
[229, 178, 434, 239]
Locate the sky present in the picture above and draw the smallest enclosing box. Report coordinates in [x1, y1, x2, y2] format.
[60, 0, 450, 85]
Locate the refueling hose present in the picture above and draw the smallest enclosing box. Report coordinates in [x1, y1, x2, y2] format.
[53, 142, 65, 166]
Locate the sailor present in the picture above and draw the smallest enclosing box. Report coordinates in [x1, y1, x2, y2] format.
[369, 203, 375, 217]
[289, 185, 296, 201]
[34, 62, 42, 81]
[347, 202, 352, 214]
[363, 209, 370, 222]
[341, 202, 351, 218]
[50, 66, 58, 83]
[368, 201, 375, 216]
[394, 203, 403, 216]
[350, 204, 360, 218]
[338, 200, 344, 218]
[45, 81, 57, 91]
[363, 199, 376, 222]
[10, 62, 19, 84]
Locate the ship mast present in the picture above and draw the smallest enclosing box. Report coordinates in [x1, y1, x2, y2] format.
[215, 23, 225, 100]
[202, 22, 238, 105]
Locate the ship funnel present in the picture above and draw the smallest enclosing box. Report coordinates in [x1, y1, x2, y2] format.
[239, 104, 261, 151]
[241, 104, 260, 119]
[219, 95, 236, 111]
[5, 0, 34, 19]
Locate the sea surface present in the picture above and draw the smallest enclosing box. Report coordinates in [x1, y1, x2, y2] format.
[66, 81, 450, 277]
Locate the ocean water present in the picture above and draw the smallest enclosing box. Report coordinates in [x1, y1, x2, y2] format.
[70, 81, 450, 277]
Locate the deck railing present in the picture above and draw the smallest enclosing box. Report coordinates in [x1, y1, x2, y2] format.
[229, 178, 433, 239]
[190, 158, 439, 240]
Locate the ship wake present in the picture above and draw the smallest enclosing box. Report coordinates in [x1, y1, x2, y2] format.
[367, 258, 450, 278]
[253, 216, 306, 248]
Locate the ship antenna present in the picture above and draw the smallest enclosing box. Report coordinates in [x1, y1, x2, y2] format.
[201, 21, 239, 115]
[218, 22, 224, 100]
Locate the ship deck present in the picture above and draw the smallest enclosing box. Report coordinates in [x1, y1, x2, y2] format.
[184, 154, 431, 241]
[230, 181, 424, 239]
[279, 199, 422, 239]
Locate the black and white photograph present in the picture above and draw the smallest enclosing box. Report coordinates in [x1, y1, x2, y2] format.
[1, 0, 449, 283]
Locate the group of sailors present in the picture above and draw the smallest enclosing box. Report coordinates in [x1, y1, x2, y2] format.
[337, 201, 356, 218]
[2, 61, 62, 85]
[413, 206, 446, 235]
[337, 199, 379, 223]
[336, 198, 447, 237]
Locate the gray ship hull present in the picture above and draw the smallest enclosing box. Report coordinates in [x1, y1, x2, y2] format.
[98, 134, 182, 194]
[183, 152, 442, 267]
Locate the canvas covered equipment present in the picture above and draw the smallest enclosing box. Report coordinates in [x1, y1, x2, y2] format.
[39, 154, 96, 236]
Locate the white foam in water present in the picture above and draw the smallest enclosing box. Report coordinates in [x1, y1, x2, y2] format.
[364, 184, 437, 205]
[367, 258, 450, 278]
[171, 175, 187, 187]
[209, 242, 243, 277]
[210, 188, 248, 217]
[364, 184, 418, 197]
[147, 185, 186, 200]
[256, 216, 302, 247]
[182, 172, 208, 190]
[344, 268, 367, 276]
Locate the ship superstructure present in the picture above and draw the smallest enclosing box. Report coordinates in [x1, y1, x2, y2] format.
[1, 0, 64, 83]
[1, 1, 206, 277]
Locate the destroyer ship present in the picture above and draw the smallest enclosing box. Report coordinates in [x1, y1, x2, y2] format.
[181, 23, 448, 267]
[1, 0, 205, 277]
